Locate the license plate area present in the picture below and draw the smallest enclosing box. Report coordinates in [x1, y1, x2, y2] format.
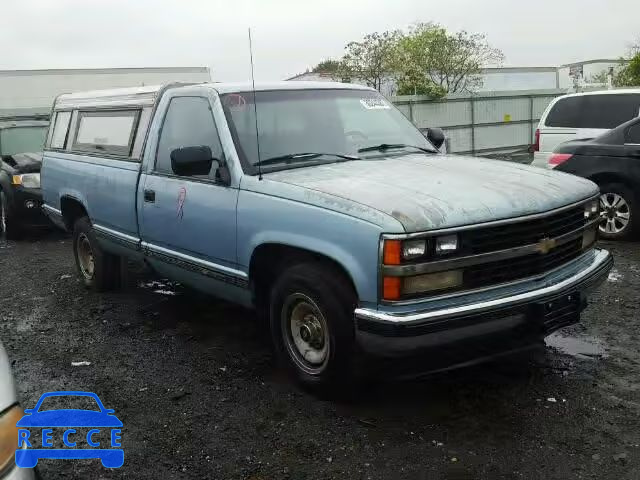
[533, 292, 581, 333]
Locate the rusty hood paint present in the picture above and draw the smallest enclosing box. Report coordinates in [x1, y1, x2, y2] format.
[263, 154, 599, 232]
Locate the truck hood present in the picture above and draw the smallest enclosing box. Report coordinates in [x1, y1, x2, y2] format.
[1, 152, 42, 174]
[264, 154, 599, 232]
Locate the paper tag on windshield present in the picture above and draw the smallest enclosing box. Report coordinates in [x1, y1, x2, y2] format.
[360, 97, 390, 110]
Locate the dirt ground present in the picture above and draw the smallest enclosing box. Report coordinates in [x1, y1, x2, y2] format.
[1, 232, 638, 480]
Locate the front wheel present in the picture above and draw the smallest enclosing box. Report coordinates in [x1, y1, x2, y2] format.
[598, 183, 637, 240]
[72, 216, 120, 291]
[269, 262, 358, 395]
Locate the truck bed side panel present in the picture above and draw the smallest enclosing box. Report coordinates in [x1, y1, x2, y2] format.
[42, 153, 141, 239]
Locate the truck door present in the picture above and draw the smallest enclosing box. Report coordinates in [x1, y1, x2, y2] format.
[138, 94, 244, 298]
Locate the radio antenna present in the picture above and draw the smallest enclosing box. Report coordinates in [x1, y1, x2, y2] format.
[248, 28, 263, 180]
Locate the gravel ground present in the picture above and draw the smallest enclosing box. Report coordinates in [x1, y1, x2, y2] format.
[1, 232, 639, 479]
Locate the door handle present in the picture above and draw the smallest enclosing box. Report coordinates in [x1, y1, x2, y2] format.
[144, 189, 156, 203]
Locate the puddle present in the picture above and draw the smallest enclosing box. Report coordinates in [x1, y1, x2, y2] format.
[545, 332, 608, 359]
[607, 269, 623, 283]
[139, 279, 180, 296]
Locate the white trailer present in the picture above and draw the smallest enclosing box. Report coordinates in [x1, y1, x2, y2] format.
[0, 67, 211, 117]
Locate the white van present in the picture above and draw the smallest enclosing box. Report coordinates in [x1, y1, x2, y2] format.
[531, 89, 640, 168]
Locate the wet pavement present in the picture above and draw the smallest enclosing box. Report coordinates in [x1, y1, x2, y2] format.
[1, 232, 639, 479]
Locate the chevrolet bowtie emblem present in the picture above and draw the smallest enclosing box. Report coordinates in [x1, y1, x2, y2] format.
[536, 237, 557, 254]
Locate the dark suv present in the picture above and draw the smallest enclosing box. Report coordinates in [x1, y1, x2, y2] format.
[0, 117, 49, 238]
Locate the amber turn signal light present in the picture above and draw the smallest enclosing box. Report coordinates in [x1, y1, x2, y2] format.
[383, 240, 401, 265]
[382, 276, 401, 300]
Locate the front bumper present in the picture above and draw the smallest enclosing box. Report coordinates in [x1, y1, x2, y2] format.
[5, 187, 48, 228]
[355, 248, 612, 358]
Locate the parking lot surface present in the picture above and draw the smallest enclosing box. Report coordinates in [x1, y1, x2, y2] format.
[1, 233, 638, 479]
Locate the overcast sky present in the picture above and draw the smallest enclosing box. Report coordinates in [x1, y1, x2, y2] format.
[2, 0, 638, 81]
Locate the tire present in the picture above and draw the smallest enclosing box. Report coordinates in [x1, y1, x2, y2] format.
[269, 261, 358, 395]
[72, 216, 120, 291]
[0, 189, 22, 240]
[598, 182, 637, 240]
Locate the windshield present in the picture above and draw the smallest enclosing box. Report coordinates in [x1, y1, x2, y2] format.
[0, 126, 48, 156]
[220, 89, 435, 172]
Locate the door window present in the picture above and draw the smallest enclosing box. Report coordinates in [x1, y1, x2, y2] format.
[546, 94, 640, 129]
[581, 94, 640, 129]
[155, 96, 224, 178]
[545, 96, 583, 128]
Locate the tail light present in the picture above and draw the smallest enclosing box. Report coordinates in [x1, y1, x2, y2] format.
[548, 153, 572, 168]
[533, 129, 540, 152]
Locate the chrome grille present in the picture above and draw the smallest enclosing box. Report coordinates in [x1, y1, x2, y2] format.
[464, 238, 583, 289]
[463, 205, 585, 255]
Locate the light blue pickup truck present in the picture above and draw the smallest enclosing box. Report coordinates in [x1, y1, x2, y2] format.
[41, 82, 612, 392]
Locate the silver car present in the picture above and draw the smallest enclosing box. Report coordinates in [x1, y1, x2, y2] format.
[0, 341, 35, 480]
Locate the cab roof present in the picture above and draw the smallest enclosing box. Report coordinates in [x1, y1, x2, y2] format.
[53, 81, 372, 110]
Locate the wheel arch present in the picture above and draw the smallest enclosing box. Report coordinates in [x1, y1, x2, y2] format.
[60, 195, 89, 231]
[588, 172, 634, 191]
[249, 242, 361, 310]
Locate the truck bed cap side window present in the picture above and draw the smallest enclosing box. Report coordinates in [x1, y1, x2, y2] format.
[155, 96, 224, 177]
[50, 111, 72, 149]
[73, 110, 140, 157]
[546, 94, 640, 129]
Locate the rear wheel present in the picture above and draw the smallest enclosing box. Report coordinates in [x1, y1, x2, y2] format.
[598, 183, 636, 240]
[0, 190, 21, 239]
[269, 262, 358, 395]
[72, 216, 120, 291]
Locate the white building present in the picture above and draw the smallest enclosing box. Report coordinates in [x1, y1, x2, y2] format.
[558, 59, 628, 89]
[287, 59, 629, 96]
[479, 67, 559, 91]
[0, 67, 211, 117]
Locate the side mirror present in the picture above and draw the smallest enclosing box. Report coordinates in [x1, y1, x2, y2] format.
[23, 409, 34, 414]
[104, 409, 115, 414]
[171, 146, 214, 177]
[422, 127, 446, 150]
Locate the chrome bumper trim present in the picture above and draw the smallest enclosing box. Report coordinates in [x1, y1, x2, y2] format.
[355, 248, 612, 325]
[42, 204, 62, 216]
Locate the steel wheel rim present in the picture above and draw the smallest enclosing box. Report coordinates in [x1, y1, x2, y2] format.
[77, 232, 95, 279]
[599, 193, 630, 235]
[281, 293, 330, 375]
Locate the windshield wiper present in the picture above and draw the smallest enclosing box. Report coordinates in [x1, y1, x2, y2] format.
[254, 152, 360, 167]
[357, 143, 436, 154]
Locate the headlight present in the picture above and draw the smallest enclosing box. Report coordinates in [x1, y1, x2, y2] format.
[11, 173, 40, 189]
[0, 405, 22, 473]
[402, 239, 426, 260]
[435, 234, 458, 254]
[384, 234, 459, 265]
[584, 199, 599, 220]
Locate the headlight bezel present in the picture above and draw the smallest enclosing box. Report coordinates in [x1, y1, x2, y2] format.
[583, 198, 599, 220]
[11, 173, 41, 189]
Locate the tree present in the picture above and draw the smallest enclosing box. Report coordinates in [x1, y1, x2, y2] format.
[312, 59, 341, 74]
[394, 23, 504, 94]
[339, 31, 402, 91]
[629, 37, 640, 56]
[615, 53, 640, 87]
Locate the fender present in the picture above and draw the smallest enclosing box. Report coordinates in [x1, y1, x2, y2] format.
[245, 230, 377, 303]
